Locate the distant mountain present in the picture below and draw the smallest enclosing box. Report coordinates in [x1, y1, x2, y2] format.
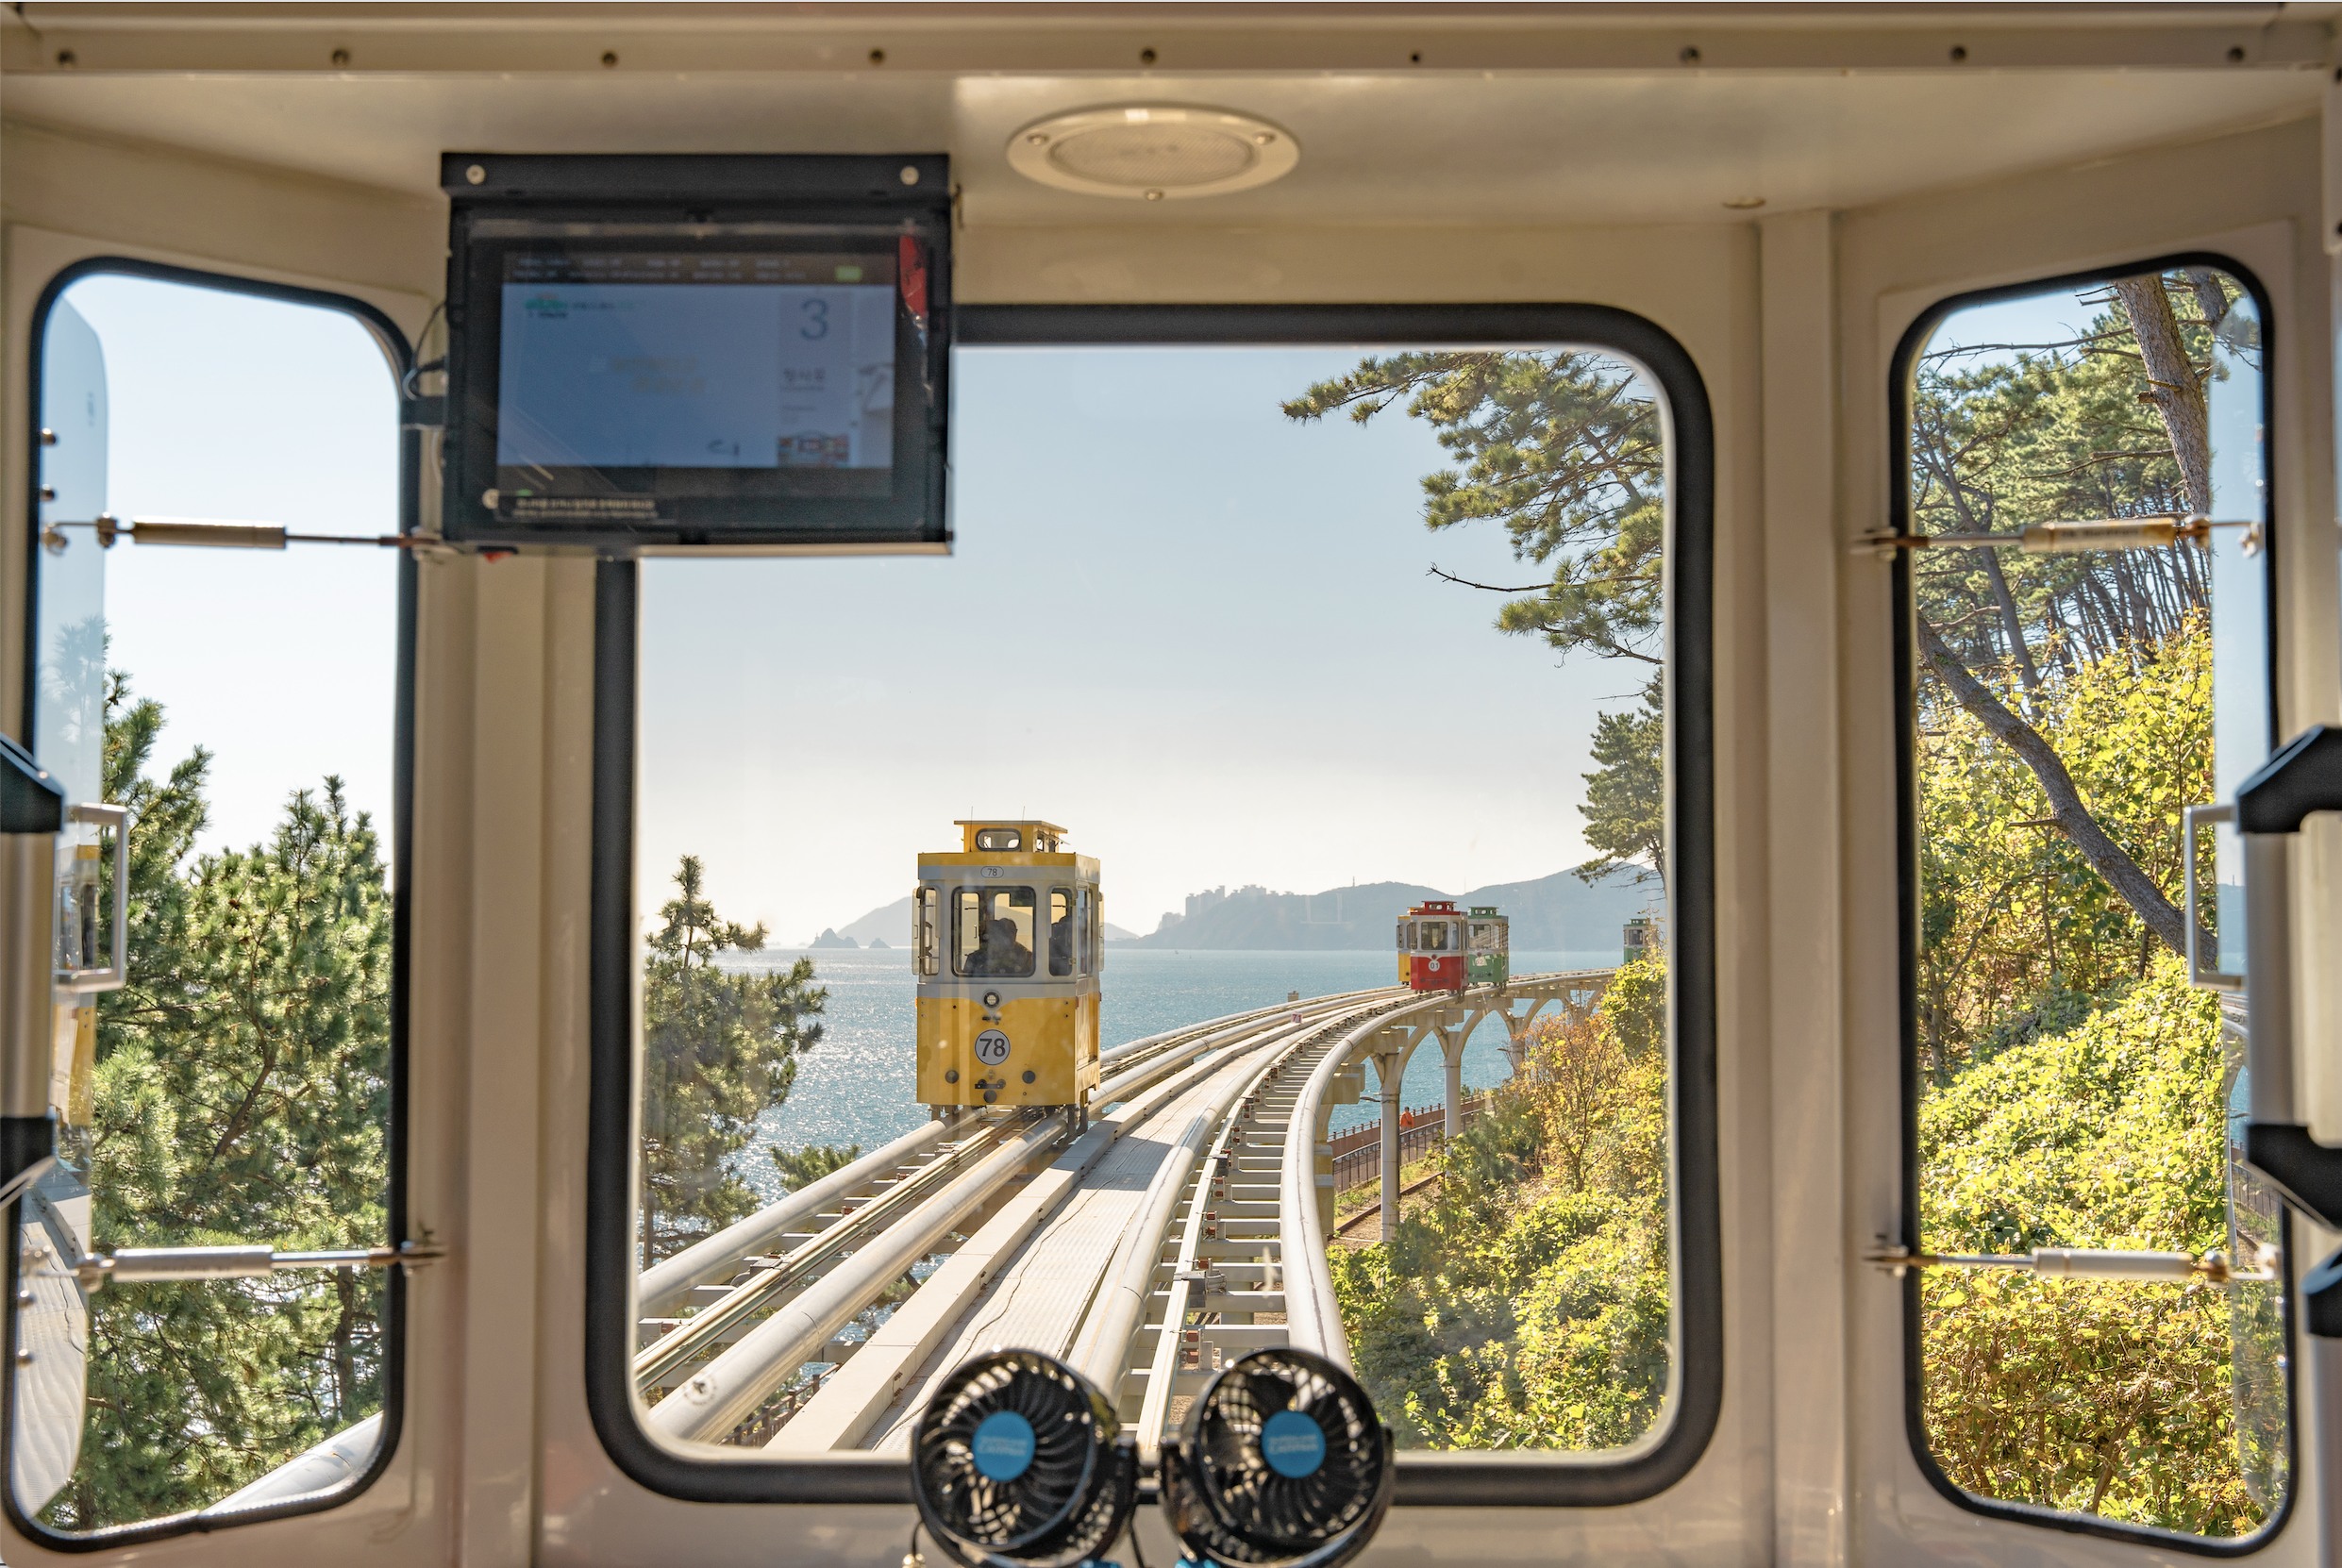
[1128, 870, 1652, 952]
[808, 927, 858, 949]
[836, 893, 1143, 948]
[836, 897, 912, 946]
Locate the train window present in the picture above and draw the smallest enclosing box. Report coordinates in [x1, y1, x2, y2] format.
[974, 827, 1022, 851]
[913, 886, 941, 977]
[14, 266, 410, 1539]
[595, 309, 1716, 1507]
[955, 886, 1037, 978]
[1048, 888, 1075, 977]
[1895, 261, 2283, 1543]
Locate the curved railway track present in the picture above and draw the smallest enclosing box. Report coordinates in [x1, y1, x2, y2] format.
[632, 972, 1609, 1453]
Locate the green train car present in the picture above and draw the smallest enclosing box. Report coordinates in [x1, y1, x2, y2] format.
[1466, 906, 1510, 988]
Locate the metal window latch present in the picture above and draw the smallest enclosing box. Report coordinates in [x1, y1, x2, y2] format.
[1850, 514, 2256, 558]
[1865, 1243, 2269, 1284]
[66, 1238, 445, 1292]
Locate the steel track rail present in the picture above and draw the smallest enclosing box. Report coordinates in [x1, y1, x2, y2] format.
[633, 1118, 1012, 1393]
[646, 1113, 1070, 1443]
[765, 996, 1404, 1453]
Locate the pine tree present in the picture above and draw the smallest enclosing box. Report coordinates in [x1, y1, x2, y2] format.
[1574, 679, 1664, 890]
[54, 675, 392, 1528]
[638, 857, 827, 1264]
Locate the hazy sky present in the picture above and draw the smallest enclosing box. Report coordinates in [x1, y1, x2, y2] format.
[641, 345, 1654, 942]
[42, 276, 1666, 942]
[43, 275, 401, 855]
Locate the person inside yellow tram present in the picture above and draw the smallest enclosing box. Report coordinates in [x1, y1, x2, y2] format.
[972, 915, 1033, 976]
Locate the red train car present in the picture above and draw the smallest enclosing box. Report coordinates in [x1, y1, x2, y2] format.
[1396, 899, 1468, 992]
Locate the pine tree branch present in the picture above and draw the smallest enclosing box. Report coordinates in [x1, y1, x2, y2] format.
[1915, 616, 2207, 960]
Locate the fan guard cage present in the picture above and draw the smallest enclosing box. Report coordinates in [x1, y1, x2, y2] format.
[910, 1348, 1136, 1568]
[1163, 1348, 1394, 1568]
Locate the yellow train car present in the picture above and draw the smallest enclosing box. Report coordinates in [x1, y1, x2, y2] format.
[912, 821, 1102, 1113]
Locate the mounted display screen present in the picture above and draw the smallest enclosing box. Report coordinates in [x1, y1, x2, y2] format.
[441, 155, 949, 551]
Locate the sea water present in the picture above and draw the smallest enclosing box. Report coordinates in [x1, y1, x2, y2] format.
[726, 946, 1615, 1205]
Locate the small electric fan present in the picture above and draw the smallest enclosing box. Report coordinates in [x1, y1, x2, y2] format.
[1160, 1348, 1394, 1568]
[910, 1348, 1138, 1568]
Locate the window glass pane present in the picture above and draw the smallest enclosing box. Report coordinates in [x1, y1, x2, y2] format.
[19, 275, 400, 1530]
[955, 887, 1035, 978]
[1905, 265, 2282, 1539]
[1049, 889, 1074, 976]
[626, 341, 1677, 1464]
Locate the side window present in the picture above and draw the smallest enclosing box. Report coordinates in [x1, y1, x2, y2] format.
[913, 886, 940, 976]
[16, 272, 406, 1533]
[1049, 888, 1074, 976]
[1899, 263, 2282, 1540]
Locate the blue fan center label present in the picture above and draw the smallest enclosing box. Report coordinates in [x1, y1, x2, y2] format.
[1261, 1410, 1326, 1478]
[971, 1410, 1036, 1482]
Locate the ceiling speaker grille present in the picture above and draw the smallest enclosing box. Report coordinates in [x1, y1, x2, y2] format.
[1046, 125, 1258, 189]
[1009, 106, 1299, 199]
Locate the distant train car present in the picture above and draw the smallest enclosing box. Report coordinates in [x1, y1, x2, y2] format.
[1466, 906, 1510, 988]
[1397, 899, 1464, 992]
[912, 821, 1102, 1112]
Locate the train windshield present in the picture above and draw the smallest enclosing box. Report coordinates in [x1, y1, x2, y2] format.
[613, 332, 1699, 1481]
[955, 887, 1038, 977]
[1470, 922, 1501, 949]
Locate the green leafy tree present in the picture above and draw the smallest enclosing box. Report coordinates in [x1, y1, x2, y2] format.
[55, 675, 391, 1528]
[1332, 954, 1669, 1451]
[1918, 954, 2254, 1534]
[639, 856, 827, 1264]
[1911, 270, 2237, 957]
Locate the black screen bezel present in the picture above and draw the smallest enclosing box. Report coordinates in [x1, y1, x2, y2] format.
[441, 155, 950, 553]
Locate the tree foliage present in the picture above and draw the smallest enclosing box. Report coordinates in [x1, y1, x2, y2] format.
[1285, 351, 1664, 665]
[1918, 621, 2211, 1078]
[1332, 955, 1669, 1451]
[1917, 956, 2256, 1534]
[1574, 679, 1664, 890]
[54, 676, 391, 1528]
[639, 856, 827, 1264]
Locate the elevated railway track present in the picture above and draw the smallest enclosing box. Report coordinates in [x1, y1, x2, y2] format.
[634, 971, 1614, 1454]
